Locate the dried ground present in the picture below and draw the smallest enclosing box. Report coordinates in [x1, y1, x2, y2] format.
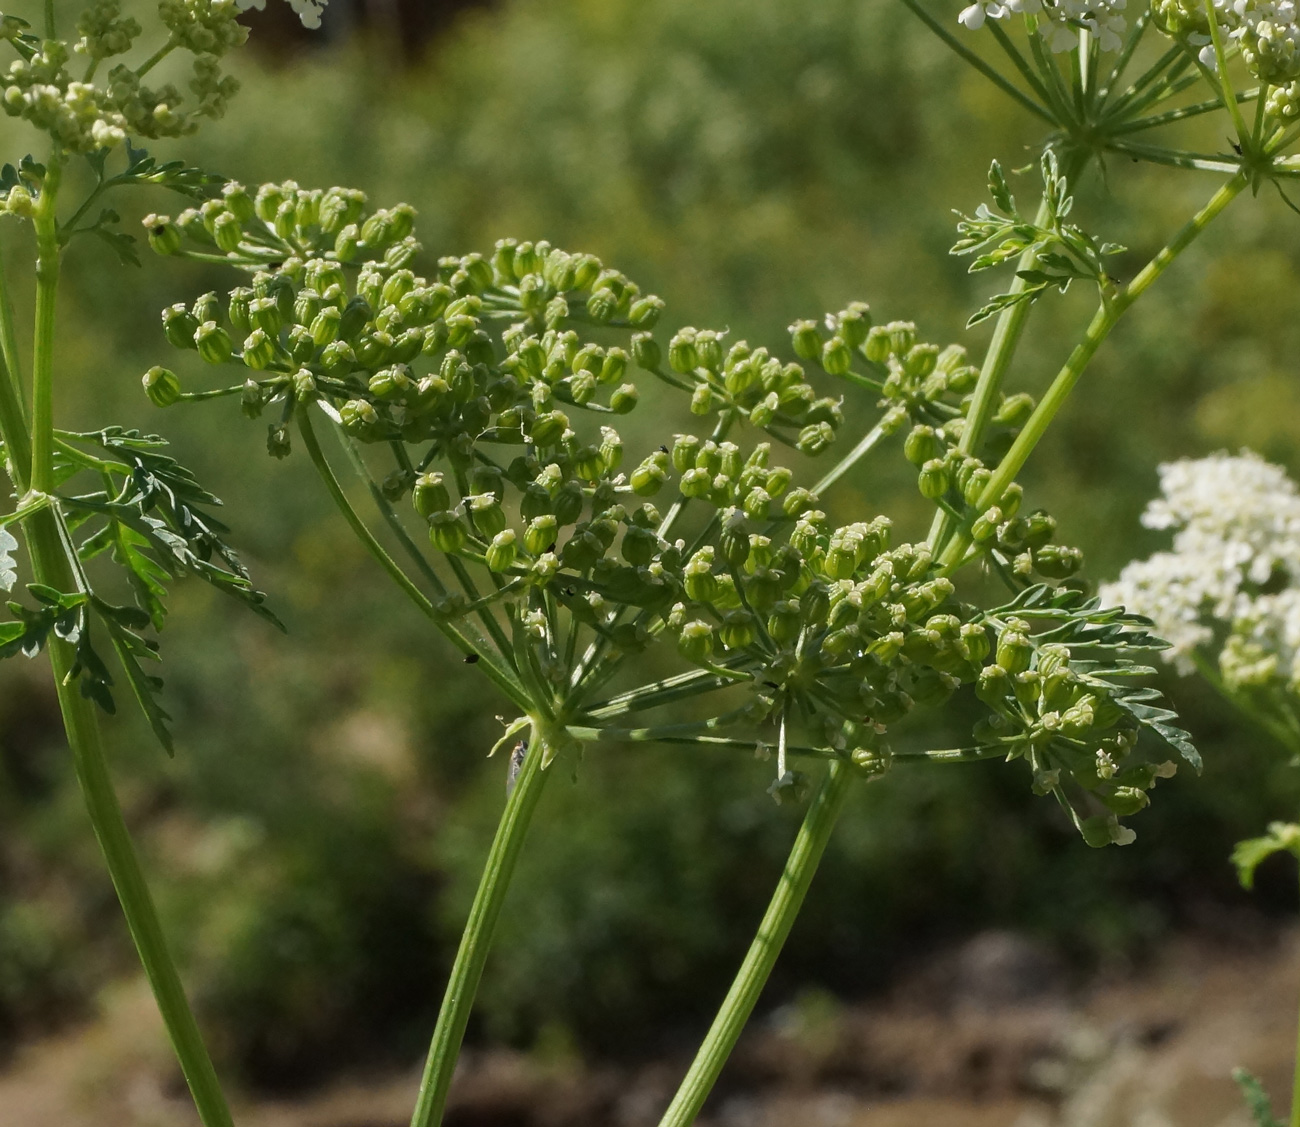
[0, 928, 1295, 1127]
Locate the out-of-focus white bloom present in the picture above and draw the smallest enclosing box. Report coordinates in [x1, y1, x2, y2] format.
[1102, 451, 1300, 688]
[1157, 0, 1300, 83]
[958, 0, 1128, 51]
[235, 0, 328, 29]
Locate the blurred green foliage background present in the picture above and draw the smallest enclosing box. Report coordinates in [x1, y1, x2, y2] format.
[3, 0, 1300, 1090]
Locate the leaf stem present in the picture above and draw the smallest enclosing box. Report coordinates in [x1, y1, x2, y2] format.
[0, 239, 29, 489]
[657, 759, 854, 1127]
[408, 722, 551, 1127]
[24, 504, 235, 1126]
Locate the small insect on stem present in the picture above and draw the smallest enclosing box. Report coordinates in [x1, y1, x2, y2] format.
[506, 740, 528, 796]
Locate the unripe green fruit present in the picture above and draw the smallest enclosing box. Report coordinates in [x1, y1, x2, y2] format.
[485, 529, 518, 573]
[242, 329, 277, 370]
[228, 288, 253, 333]
[719, 610, 756, 650]
[163, 304, 199, 350]
[903, 425, 942, 466]
[429, 510, 468, 553]
[996, 628, 1032, 675]
[144, 214, 181, 255]
[837, 302, 872, 348]
[821, 336, 852, 375]
[142, 366, 181, 407]
[213, 211, 242, 253]
[553, 482, 585, 525]
[789, 320, 822, 361]
[195, 321, 233, 364]
[678, 620, 715, 663]
[918, 459, 950, 500]
[339, 398, 379, 434]
[412, 472, 450, 519]
[971, 506, 1002, 542]
[286, 324, 315, 364]
[630, 453, 668, 496]
[248, 296, 282, 336]
[525, 515, 559, 556]
[975, 663, 1009, 707]
[628, 295, 664, 328]
[671, 434, 700, 473]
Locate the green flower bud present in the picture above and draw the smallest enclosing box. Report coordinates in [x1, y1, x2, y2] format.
[142, 366, 181, 407]
[286, 324, 315, 364]
[523, 514, 558, 556]
[684, 548, 719, 602]
[863, 325, 892, 364]
[572, 444, 605, 482]
[821, 336, 852, 375]
[266, 423, 292, 459]
[242, 329, 277, 370]
[529, 410, 568, 448]
[781, 488, 816, 518]
[247, 296, 281, 336]
[631, 452, 669, 496]
[671, 435, 701, 473]
[767, 600, 802, 644]
[620, 524, 657, 567]
[959, 622, 991, 664]
[144, 214, 181, 255]
[628, 295, 664, 328]
[222, 182, 255, 224]
[918, 459, 949, 501]
[429, 510, 468, 553]
[163, 303, 199, 350]
[320, 340, 355, 377]
[339, 398, 380, 435]
[743, 486, 772, 520]
[749, 393, 778, 428]
[690, 384, 714, 415]
[195, 321, 233, 364]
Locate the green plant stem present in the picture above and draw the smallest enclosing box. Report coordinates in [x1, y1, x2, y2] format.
[657, 759, 854, 1127]
[939, 168, 1249, 570]
[25, 512, 234, 1124]
[0, 242, 29, 489]
[297, 407, 530, 709]
[409, 723, 551, 1127]
[30, 158, 62, 494]
[1292, 868, 1300, 1127]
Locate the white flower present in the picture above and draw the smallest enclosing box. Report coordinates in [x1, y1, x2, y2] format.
[958, 0, 1128, 52]
[234, 0, 328, 30]
[1102, 450, 1300, 687]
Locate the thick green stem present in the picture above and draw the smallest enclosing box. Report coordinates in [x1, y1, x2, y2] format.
[939, 168, 1249, 570]
[1293, 862, 1300, 1127]
[409, 724, 551, 1127]
[30, 159, 61, 494]
[657, 759, 854, 1127]
[24, 508, 234, 1127]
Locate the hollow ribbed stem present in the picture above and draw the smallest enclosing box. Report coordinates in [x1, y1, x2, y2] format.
[938, 168, 1249, 570]
[30, 158, 62, 494]
[25, 508, 235, 1125]
[409, 722, 551, 1127]
[657, 759, 854, 1127]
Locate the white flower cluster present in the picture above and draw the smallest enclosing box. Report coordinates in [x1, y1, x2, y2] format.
[958, 0, 1129, 52]
[1153, 0, 1300, 83]
[1102, 452, 1300, 694]
[235, 0, 330, 29]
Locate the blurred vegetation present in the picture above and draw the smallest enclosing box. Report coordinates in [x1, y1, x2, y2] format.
[2, 0, 1300, 1090]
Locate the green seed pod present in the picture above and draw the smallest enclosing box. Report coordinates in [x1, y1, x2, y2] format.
[212, 211, 242, 253]
[903, 425, 942, 466]
[339, 398, 379, 435]
[962, 468, 993, 508]
[484, 529, 517, 573]
[320, 340, 355, 377]
[743, 486, 772, 520]
[554, 482, 585, 526]
[266, 423, 292, 459]
[572, 445, 605, 482]
[241, 329, 277, 370]
[863, 325, 893, 364]
[974, 663, 1009, 707]
[971, 506, 1002, 543]
[163, 303, 200, 350]
[195, 321, 233, 365]
[292, 287, 322, 328]
[683, 548, 718, 602]
[749, 392, 778, 428]
[671, 434, 701, 473]
[959, 622, 991, 664]
[995, 392, 1035, 427]
[720, 519, 750, 569]
[689, 384, 713, 415]
[621, 524, 658, 567]
[190, 292, 221, 328]
[599, 347, 629, 386]
[996, 628, 1032, 675]
[789, 320, 822, 362]
[667, 330, 698, 374]
[782, 487, 817, 518]
[719, 610, 756, 650]
[227, 287, 254, 334]
[599, 427, 623, 472]
[429, 509, 468, 553]
[767, 600, 802, 645]
[465, 494, 505, 538]
[292, 368, 317, 402]
[519, 483, 552, 521]
[1021, 509, 1057, 549]
[631, 452, 669, 496]
[628, 295, 664, 328]
[523, 514, 558, 556]
[412, 472, 451, 519]
[142, 366, 181, 407]
[837, 302, 872, 348]
[368, 365, 413, 401]
[219, 182, 255, 224]
[918, 459, 950, 501]
[797, 422, 835, 456]
[609, 382, 638, 414]
[678, 620, 715, 663]
[143, 214, 181, 255]
[530, 410, 569, 448]
[248, 296, 282, 336]
[821, 336, 852, 375]
[1032, 544, 1084, 578]
[998, 482, 1023, 520]
[285, 324, 314, 364]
